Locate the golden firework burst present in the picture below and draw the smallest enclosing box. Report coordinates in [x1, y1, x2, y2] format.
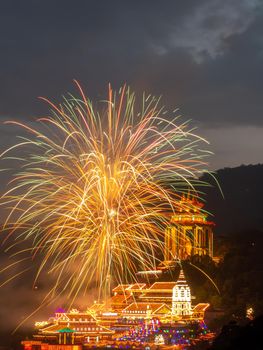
[0, 82, 210, 301]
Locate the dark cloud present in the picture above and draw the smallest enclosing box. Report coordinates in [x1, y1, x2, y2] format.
[0, 0, 262, 126]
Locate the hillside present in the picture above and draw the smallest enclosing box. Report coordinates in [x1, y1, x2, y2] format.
[201, 164, 263, 235]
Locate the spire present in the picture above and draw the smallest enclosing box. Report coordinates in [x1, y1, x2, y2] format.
[176, 269, 188, 286]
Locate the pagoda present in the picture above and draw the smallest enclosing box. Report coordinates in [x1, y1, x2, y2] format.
[164, 194, 214, 262]
[172, 269, 192, 316]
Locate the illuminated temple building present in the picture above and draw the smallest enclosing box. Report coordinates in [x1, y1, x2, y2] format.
[22, 195, 213, 348]
[164, 194, 214, 262]
[23, 269, 210, 348]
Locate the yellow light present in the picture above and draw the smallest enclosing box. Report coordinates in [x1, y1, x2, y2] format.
[108, 209, 117, 219]
[35, 321, 48, 328]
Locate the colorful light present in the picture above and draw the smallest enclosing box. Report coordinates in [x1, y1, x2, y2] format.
[0, 82, 210, 301]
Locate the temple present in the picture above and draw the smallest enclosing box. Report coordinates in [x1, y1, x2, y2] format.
[22, 194, 214, 348]
[23, 269, 210, 348]
[164, 194, 214, 262]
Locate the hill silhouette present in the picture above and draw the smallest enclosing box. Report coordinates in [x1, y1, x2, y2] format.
[201, 164, 263, 235]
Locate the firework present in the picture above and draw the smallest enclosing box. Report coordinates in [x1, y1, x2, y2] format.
[0, 82, 210, 301]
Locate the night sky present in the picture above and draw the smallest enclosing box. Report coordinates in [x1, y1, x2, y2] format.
[0, 0, 263, 170]
[0, 0, 263, 332]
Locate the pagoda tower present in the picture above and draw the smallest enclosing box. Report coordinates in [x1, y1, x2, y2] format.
[164, 194, 214, 262]
[172, 269, 192, 316]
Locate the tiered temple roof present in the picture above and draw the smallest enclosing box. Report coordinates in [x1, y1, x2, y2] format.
[121, 302, 171, 317]
[148, 282, 176, 290]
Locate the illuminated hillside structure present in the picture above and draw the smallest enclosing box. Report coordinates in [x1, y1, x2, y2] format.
[164, 194, 214, 262]
[24, 268, 210, 349]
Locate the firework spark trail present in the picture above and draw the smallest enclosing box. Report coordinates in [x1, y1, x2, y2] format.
[0, 83, 211, 301]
